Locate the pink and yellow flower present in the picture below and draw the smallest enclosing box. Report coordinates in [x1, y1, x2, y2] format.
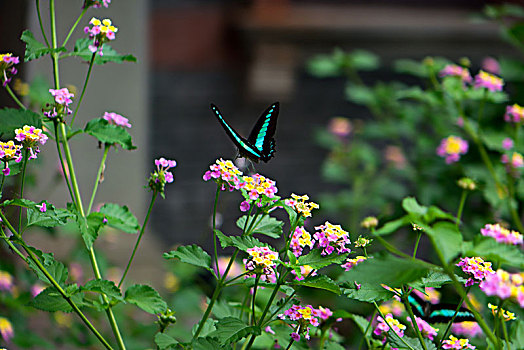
[289, 226, 314, 257]
[15, 125, 48, 160]
[504, 104, 524, 123]
[284, 193, 319, 218]
[451, 321, 482, 338]
[291, 264, 317, 281]
[278, 304, 330, 341]
[328, 117, 352, 138]
[203, 158, 243, 191]
[481, 223, 523, 246]
[244, 246, 278, 276]
[407, 316, 438, 340]
[0, 53, 19, 86]
[103, 112, 131, 128]
[148, 157, 177, 194]
[84, 17, 118, 56]
[341, 255, 366, 271]
[437, 136, 468, 164]
[442, 335, 475, 349]
[501, 152, 524, 173]
[456, 257, 495, 287]
[474, 70, 503, 92]
[313, 221, 351, 256]
[374, 313, 405, 344]
[440, 64, 472, 83]
[45, 88, 74, 118]
[0, 317, 13, 342]
[480, 269, 524, 307]
[0, 271, 13, 293]
[487, 303, 516, 321]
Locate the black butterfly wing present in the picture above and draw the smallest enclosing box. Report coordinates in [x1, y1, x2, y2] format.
[247, 102, 279, 162]
[428, 303, 475, 323]
[408, 293, 430, 319]
[210, 104, 263, 162]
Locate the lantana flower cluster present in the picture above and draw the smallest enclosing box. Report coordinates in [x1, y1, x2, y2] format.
[442, 335, 476, 350]
[407, 316, 439, 340]
[291, 264, 317, 281]
[103, 112, 132, 128]
[501, 152, 524, 175]
[44, 88, 75, 118]
[84, 18, 118, 56]
[504, 103, 524, 123]
[0, 141, 22, 175]
[244, 246, 278, 277]
[0, 53, 19, 86]
[487, 303, 516, 321]
[480, 223, 523, 246]
[451, 321, 482, 338]
[473, 70, 504, 92]
[84, 0, 111, 8]
[278, 304, 332, 342]
[284, 193, 319, 218]
[0, 317, 13, 343]
[148, 157, 176, 195]
[440, 64, 472, 83]
[239, 173, 278, 206]
[456, 256, 495, 287]
[437, 136, 468, 164]
[15, 125, 48, 161]
[480, 269, 524, 307]
[341, 255, 366, 271]
[289, 226, 314, 257]
[313, 221, 351, 256]
[0, 271, 13, 293]
[373, 313, 406, 344]
[203, 158, 243, 191]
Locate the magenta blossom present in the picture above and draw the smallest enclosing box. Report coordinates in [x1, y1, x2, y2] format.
[0, 53, 20, 86]
[456, 257, 495, 287]
[440, 64, 472, 83]
[313, 221, 351, 256]
[474, 70, 503, 92]
[103, 112, 132, 128]
[504, 104, 524, 123]
[437, 136, 468, 164]
[502, 137, 514, 150]
[480, 223, 523, 246]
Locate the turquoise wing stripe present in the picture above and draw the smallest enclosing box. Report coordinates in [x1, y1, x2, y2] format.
[254, 109, 274, 150]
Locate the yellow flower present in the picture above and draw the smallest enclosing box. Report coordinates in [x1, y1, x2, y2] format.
[90, 17, 101, 26]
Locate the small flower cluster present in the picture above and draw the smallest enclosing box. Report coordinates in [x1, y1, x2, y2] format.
[84, 18, 118, 56]
[289, 226, 314, 257]
[0, 271, 13, 293]
[437, 136, 468, 164]
[456, 257, 495, 287]
[278, 304, 332, 341]
[504, 103, 524, 123]
[374, 313, 406, 344]
[474, 70, 503, 92]
[457, 177, 477, 191]
[148, 157, 176, 195]
[440, 64, 472, 83]
[341, 255, 366, 271]
[354, 235, 372, 248]
[45, 88, 75, 118]
[480, 269, 524, 307]
[0, 53, 19, 86]
[407, 316, 439, 340]
[203, 158, 243, 191]
[480, 223, 523, 246]
[501, 152, 524, 176]
[0, 141, 22, 175]
[502, 137, 514, 150]
[442, 335, 476, 350]
[291, 264, 316, 281]
[15, 125, 48, 160]
[313, 221, 351, 256]
[244, 246, 278, 276]
[241, 174, 278, 201]
[103, 112, 131, 128]
[0, 317, 13, 343]
[451, 321, 482, 338]
[284, 193, 319, 218]
[84, 0, 111, 8]
[328, 117, 352, 138]
[361, 216, 379, 229]
[487, 303, 516, 321]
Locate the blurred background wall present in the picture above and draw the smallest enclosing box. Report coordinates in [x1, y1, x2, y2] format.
[0, 0, 518, 280]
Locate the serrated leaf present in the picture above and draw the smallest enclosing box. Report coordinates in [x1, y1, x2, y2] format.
[125, 284, 167, 314]
[84, 118, 135, 149]
[163, 245, 216, 276]
[192, 337, 221, 350]
[70, 38, 137, 64]
[99, 203, 139, 233]
[340, 281, 394, 303]
[211, 317, 260, 344]
[237, 215, 283, 238]
[25, 247, 69, 286]
[291, 275, 341, 295]
[31, 286, 84, 312]
[27, 204, 72, 228]
[21, 30, 65, 62]
[82, 279, 124, 302]
[463, 236, 524, 269]
[409, 270, 457, 290]
[215, 230, 267, 252]
[154, 333, 178, 349]
[297, 249, 348, 269]
[0, 108, 42, 139]
[192, 319, 217, 338]
[75, 214, 98, 249]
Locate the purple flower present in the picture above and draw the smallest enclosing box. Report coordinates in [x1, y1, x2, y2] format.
[437, 136, 468, 164]
[240, 200, 250, 212]
[474, 70, 503, 92]
[502, 137, 514, 150]
[504, 104, 524, 123]
[0, 53, 20, 86]
[440, 64, 472, 83]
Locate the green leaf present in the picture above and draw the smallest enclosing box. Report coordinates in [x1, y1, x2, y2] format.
[192, 337, 221, 350]
[323, 341, 346, 350]
[163, 245, 216, 276]
[192, 319, 217, 338]
[340, 281, 393, 303]
[463, 236, 524, 269]
[409, 270, 457, 290]
[31, 286, 84, 312]
[0, 108, 42, 139]
[74, 214, 99, 249]
[25, 247, 69, 286]
[297, 249, 348, 269]
[389, 335, 436, 350]
[125, 284, 167, 314]
[211, 317, 261, 345]
[215, 230, 267, 252]
[82, 279, 124, 302]
[424, 222, 463, 263]
[27, 203, 72, 228]
[291, 275, 341, 295]
[84, 118, 135, 149]
[154, 333, 178, 349]
[21, 30, 65, 62]
[237, 215, 283, 238]
[98, 203, 139, 233]
[346, 313, 371, 334]
[70, 38, 137, 64]
[402, 197, 427, 216]
[375, 216, 411, 236]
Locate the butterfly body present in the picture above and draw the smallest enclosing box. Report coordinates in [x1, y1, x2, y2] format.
[211, 102, 279, 163]
[408, 293, 475, 323]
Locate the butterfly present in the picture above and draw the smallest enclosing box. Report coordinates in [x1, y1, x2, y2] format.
[210, 102, 279, 163]
[408, 292, 475, 323]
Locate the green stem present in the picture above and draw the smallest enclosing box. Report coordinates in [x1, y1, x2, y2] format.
[455, 190, 467, 229]
[0, 214, 113, 350]
[371, 228, 412, 260]
[0, 172, 5, 198]
[50, 0, 60, 89]
[212, 185, 220, 278]
[502, 318, 511, 350]
[401, 288, 429, 350]
[507, 174, 524, 233]
[18, 150, 29, 233]
[437, 286, 471, 350]
[358, 309, 376, 350]
[251, 274, 261, 325]
[4, 84, 27, 110]
[118, 191, 158, 288]
[54, 122, 75, 202]
[284, 339, 294, 350]
[412, 231, 422, 259]
[71, 52, 96, 125]
[36, 0, 50, 47]
[62, 8, 87, 47]
[87, 144, 110, 214]
[373, 302, 415, 350]
[192, 280, 224, 340]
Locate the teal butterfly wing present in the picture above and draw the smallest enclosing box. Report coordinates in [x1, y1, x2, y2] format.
[246, 102, 279, 162]
[210, 102, 279, 163]
[408, 293, 475, 323]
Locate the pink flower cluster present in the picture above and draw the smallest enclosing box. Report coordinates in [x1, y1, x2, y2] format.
[45, 88, 74, 118]
[103, 112, 131, 128]
[0, 53, 19, 87]
[203, 158, 243, 191]
[407, 316, 438, 340]
[341, 255, 366, 271]
[0, 317, 14, 343]
[480, 223, 523, 246]
[239, 174, 278, 201]
[474, 70, 503, 92]
[456, 257, 495, 287]
[15, 125, 48, 160]
[284, 193, 319, 218]
[278, 304, 332, 342]
[437, 136, 468, 164]
[451, 322, 482, 338]
[374, 313, 405, 344]
[244, 246, 278, 277]
[154, 157, 176, 184]
[501, 152, 524, 175]
[328, 117, 352, 138]
[480, 269, 524, 308]
[289, 226, 314, 257]
[442, 335, 476, 350]
[502, 137, 514, 150]
[440, 64, 472, 83]
[0, 271, 13, 293]
[504, 104, 524, 123]
[84, 18, 118, 56]
[0, 141, 22, 175]
[91, 0, 111, 8]
[313, 221, 351, 256]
